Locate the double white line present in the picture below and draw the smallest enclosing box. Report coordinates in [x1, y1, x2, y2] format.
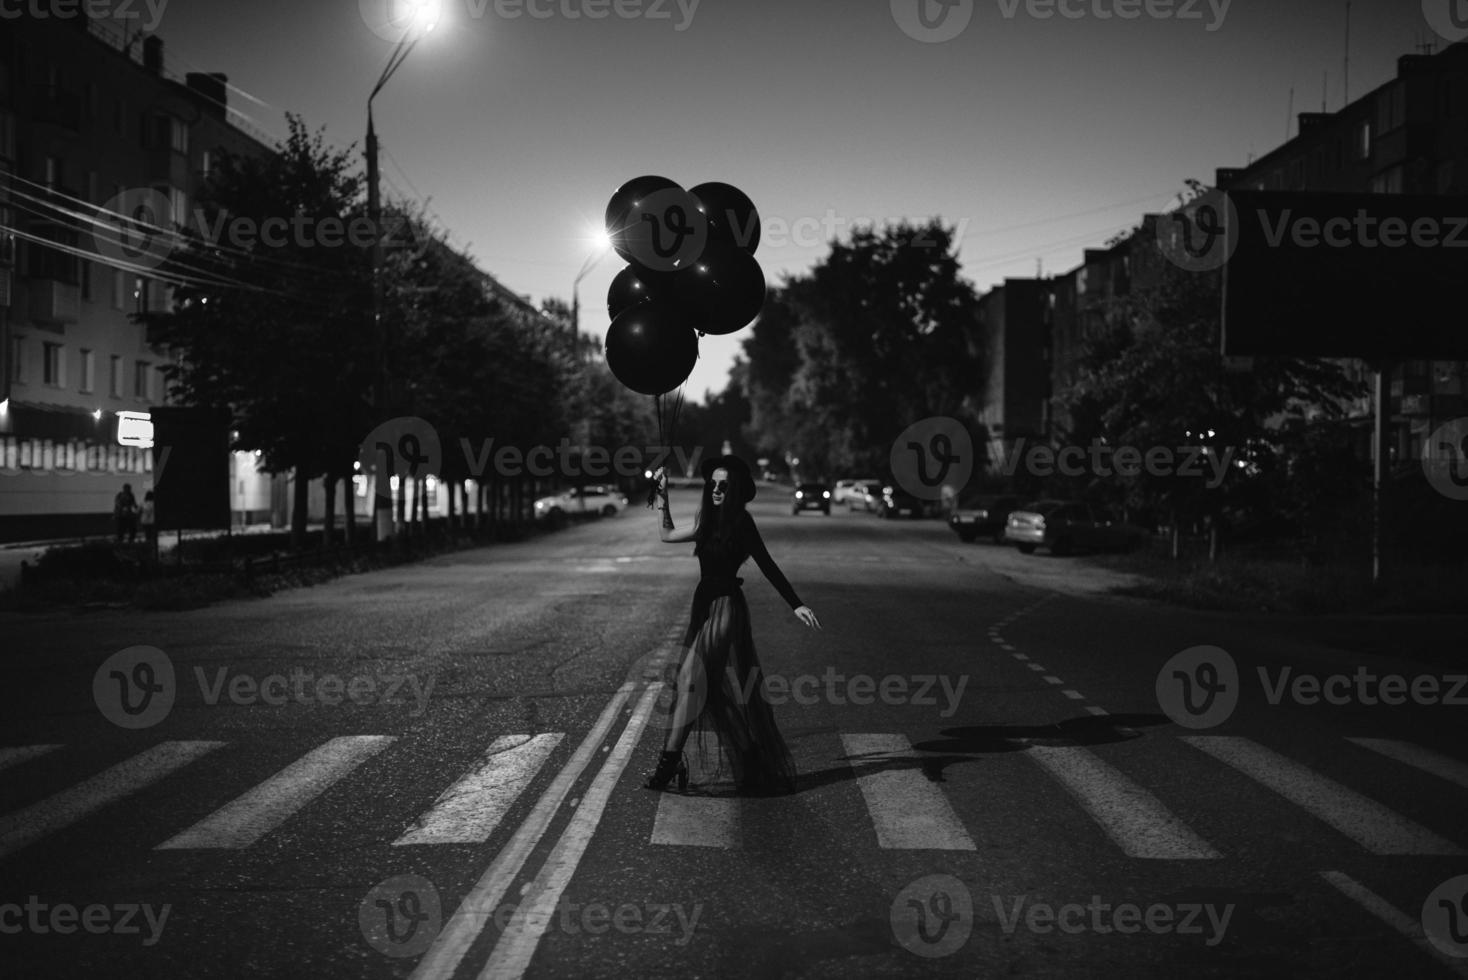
[409, 640, 677, 980]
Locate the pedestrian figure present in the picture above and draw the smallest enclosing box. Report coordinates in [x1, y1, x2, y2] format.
[114, 483, 138, 543]
[645, 455, 821, 796]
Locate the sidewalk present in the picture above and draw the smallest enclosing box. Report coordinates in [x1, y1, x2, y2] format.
[0, 523, 283, 591]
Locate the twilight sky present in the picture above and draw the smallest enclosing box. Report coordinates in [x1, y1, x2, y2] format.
[124, 0, 1451, 401]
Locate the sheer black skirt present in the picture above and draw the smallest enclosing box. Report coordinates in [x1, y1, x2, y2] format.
[672, 590, 797, 796]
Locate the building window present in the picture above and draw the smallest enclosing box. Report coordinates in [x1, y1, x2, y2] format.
[170, 117, 188, 154]
[169, 187, 187, 226]
[201, 149, 212, 178]
[1371, 166, 1404, 195]
[112, 269, 126, 310]
[8, 336, 24, 385]
[81, 260, 92, 301]
[43, 343, 64, 387]
[134, 360, 151, 399]
[110, 355, 123, 397]
[1357, 120, 1372, 160]
[80, 349, 95, 393]
[44, 155, 61, 189]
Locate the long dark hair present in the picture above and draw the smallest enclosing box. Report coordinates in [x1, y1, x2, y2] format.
[693, 467, 750, 555]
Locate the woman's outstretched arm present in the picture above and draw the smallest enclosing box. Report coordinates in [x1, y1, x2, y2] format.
[653, 468, 697, 543]
[742, 513, 821, 629]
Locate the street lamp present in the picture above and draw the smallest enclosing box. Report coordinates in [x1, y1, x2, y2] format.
[366, 5, 438, 543]
[571, 230, 611, 339]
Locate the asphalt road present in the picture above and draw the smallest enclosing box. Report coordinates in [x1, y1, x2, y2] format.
[2, 490, 1466, 979]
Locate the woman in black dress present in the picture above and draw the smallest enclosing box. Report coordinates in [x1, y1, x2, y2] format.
[645, 455, 821, 795]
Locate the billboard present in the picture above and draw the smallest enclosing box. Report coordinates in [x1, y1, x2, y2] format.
[149, 406, 231, 530]
[1220, 191, 1468, 358]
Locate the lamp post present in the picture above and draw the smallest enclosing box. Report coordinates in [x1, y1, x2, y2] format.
[366, 12, 434, 543]
[570, 237, 609, 342]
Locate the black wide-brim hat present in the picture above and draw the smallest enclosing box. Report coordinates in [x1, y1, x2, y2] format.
[700, 454, 757, 500]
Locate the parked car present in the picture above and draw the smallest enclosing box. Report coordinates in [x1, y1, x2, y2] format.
[948, 493, 1020, 543]
[533, 485, 629, 522]
[1003, 500, 1150, 555]
[846, 482, 881, 513]
[833, 478, 879, 506]
[877, 484, 928, 519]
[791, 482, 832, 515]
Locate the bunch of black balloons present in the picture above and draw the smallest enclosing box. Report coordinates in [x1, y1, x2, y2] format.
[603, 176, 765, 396]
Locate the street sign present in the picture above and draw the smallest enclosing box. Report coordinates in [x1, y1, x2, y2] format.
[1221, 191, 1468, 358]
[150, 406, 231, 530]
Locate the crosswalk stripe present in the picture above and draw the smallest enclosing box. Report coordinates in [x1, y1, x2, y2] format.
[1346, 738, 1468, 792]
[841, 734, 975, 851]
[0, 745, 62, 773]
[1182, 736, 1464, 855]
[0, 740, 225, 859]
[651, 794, 739, 848]
[1026, 745, 1220, 859]
[157, 735, 395, 850]
[393, 734, 563, 846]
[1320, 871, 1468, 977]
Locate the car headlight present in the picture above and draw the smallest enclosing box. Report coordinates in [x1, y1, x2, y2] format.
[822, 491, 830, 498]
[795, 491, 803, 498]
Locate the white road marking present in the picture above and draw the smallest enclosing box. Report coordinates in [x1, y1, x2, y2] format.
[1085, 706, 1109, 716]
[1181, 736, 1463, 855]
[407, 681, 637, 980]
[394, 734, 564, 846]
[0, 744, 62, 773]
[841, 734, 975, 851]
[1027, 663, 1047, 672]
[1012, 653, 1030, 661]
[1346, 738, 1468, 792]
[1026, 745, 1219, 859]
[1043, 676, 1064, 686]
[478, 684, 663, 978]
[1320, 871, 1468, 977]
[0, 741, 224, 859]
[651, 794, 739, 848]
[158, 735, 395, 849]
[1062, 690, 1085, 700]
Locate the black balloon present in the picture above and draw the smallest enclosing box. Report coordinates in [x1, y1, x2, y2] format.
[671, 242, 766, 335]
[607, 266, 661, 322]
[605, 302, 699, 395]
[690, 182, 760, 254]
[606, 175, 680, 263]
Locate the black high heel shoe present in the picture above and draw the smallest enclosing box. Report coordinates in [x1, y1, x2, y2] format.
[644, 750, 688, 792]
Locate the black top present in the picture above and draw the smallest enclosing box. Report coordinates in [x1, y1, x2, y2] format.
[683, 510, 802, 645]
